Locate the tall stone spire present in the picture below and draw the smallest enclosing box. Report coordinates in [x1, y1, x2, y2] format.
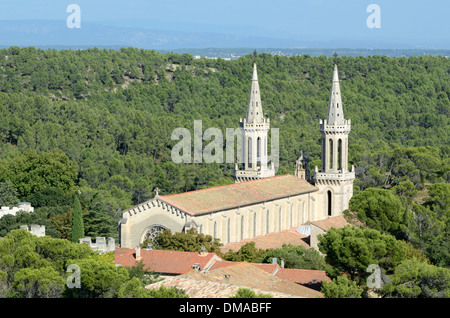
[313, 64, 355, 218]
[326, 64, 345, 125]
[246, 63, 264, 124]
[235, 62, 274, 183]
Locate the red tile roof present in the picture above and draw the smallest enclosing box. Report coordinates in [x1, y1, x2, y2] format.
[208, 260, 331, 287]
[220, 226, 310, 253]
[274, 267, 332, 285]
[209, 260, 279, 274]
[181, 262, 323, 298]
[114, 247, 222, 275]
[308, 215, 350, 231]
[159, 174, 318, 216]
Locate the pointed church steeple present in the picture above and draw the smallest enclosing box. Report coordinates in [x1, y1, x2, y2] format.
[313, 64, 355, 218]
[326, 64, 345, 125]
[235, 62, 274, 183]
[246, 63, 264, 124]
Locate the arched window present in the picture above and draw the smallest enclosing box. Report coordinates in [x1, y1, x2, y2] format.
[257, 137, 261, 167]
[327, 191, 332, 216]
[266, 209, 270, 234]
[213, 221, 218, 239]
[248, 137, 252, 168]
[338, 139, 342, 171]
[329, 139, 333, 170]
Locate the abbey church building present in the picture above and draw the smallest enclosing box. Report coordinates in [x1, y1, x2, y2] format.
[119, 63, 355, 248]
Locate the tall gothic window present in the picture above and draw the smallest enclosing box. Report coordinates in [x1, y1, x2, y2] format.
[329, 139, 333, 170]
[257, 137, 261, 168]
[338, 139, 342, 171]
[327, 191, 332, 216]
[248, 137, 252, 168]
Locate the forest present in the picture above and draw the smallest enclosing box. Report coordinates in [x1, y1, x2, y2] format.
[0, 47, 448, 298]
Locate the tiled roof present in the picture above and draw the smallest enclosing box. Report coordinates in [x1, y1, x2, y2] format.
[274, 268, 332, 285]
[309, 215, 350, 231]
[209, 260, 279, 274]
[208, 260, 331, 288]
[114, 247, 222, 275]
[220, 226, 310, 253]
[146, 276, 244, 298]
[159, 174, 318, 216]
[147, 262, 323, 298]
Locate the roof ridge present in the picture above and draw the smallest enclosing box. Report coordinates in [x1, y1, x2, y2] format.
[160, 174, 292, 198]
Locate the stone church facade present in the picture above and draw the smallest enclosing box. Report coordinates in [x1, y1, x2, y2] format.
[119, 63, 354, 249]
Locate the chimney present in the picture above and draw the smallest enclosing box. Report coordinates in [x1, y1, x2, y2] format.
[135, 246, 141, 261]
[199, 246, 207, 256]
[191, 263, 201, 271]
[224, 274, 230, 284]
[281, 258, 285, 268]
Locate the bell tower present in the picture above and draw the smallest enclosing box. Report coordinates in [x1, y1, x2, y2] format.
[235, 63, 275, 183]
[313, 64, 355, 217]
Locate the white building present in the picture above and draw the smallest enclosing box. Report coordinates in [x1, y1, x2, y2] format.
[0, 202, 34, 219]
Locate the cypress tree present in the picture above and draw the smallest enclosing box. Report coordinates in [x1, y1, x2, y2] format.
[71, 194, 84, 243]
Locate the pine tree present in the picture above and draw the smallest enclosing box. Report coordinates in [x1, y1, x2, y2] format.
[71, 194, 84, 243]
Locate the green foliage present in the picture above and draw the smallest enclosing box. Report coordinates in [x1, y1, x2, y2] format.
[151, 228, 222, 253]
[254, 243, 329, 271]
[0, 210, 59, 238]
[12, 266, 66, 298]
[126, 260, 160, 286]
[321, 275, 363, 298]
[231, 288, 273, 298]
[0, 181, 19, 207]
[70, 195, 84, 243]
[349, 188, 407, 238]
[63, 257, 130, 298]
[23, 187, 73, 208]
[0, 48, 448, 297]
[0, 228, 174, 298]
[391, 180, 418, 199]
[223, 242, 266, 262]
[318, 226, 406, 280]
[146, 285, 189, 298]
[0, 149, 78, 198]
[0, 48, 448, 246]
[382, 259, 450, 298]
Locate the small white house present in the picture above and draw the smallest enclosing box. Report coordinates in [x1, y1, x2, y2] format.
[0, 202, 34, 219]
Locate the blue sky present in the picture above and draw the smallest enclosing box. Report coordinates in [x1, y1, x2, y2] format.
[0, 0, 449, 48]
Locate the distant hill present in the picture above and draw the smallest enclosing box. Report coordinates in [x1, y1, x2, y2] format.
[1, 19, 449, 55]
[0, 19, 311, 50]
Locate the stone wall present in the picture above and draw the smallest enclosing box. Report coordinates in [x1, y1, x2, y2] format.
[0, 203, 34, 219]
[79, 237, 115, 253]
[20, 224, 45, 237]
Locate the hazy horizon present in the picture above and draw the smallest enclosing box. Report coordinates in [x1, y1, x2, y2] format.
[0, 0, 448, 50]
